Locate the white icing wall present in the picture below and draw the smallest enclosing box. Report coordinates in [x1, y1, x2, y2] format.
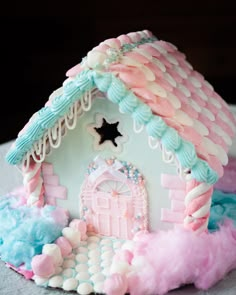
[45, 96, 179, 231]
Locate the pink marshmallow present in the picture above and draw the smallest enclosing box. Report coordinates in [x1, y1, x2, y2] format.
[31, 254, 55, 278]
[55, 236, 73, 257]
[69, 219, 87, 235]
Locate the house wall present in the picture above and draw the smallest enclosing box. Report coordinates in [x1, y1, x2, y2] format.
[45, 95, 179, 231]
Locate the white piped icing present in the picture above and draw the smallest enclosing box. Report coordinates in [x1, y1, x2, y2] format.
[22, 89, 99, 167]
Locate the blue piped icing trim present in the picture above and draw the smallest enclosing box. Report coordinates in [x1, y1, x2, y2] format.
[6, 69, 218, 184]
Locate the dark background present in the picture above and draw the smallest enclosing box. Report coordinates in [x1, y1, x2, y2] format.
[1, 1, 235, 144]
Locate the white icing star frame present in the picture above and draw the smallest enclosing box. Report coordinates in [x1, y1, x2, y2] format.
[87, 113, 129, 153]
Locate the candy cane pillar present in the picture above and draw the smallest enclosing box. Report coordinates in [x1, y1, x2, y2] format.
[184, 179, 213, 233]
[23, 160, 45, 207]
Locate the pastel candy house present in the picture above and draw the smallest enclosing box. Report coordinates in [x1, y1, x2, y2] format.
[2, 29, 236, 295]
[6, 29, 236, 239]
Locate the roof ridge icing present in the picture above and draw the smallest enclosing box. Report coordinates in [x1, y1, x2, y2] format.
[6, 30, 236, 185]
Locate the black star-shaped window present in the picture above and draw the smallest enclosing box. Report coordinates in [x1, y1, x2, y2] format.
[94, 118, 122, 147]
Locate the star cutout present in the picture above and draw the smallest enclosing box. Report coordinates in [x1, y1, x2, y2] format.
[94, 118, 122, 147]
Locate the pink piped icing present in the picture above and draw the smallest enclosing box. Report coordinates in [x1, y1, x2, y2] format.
[139, 44, 161, 57]
[118, 69, 147, 88]
[125, 51, 150, 64]
[117, 34, 132, 45]
[66, 63, 83, 78]
[179, 126, 202, 147]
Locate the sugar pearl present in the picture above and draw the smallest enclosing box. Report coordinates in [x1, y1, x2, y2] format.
[91, 273, 105, 284]
[93, 281, 104, 293]
[48, 275, 63, 288]
[75, 264, 88, 272]
[77, 282, 94, 295]
[76, 271, 90, 281]
[76, 253, 88, 263]
[63, 278, 78, 291]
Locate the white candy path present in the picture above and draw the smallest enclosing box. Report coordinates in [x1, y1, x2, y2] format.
[33, 233, 125, 294]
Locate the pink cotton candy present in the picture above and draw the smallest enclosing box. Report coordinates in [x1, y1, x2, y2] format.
[104, 273, 128, 295]
[114, 220, 236, 295]
[119, 250, 133, 264]
[10, 186, 26, 197]
[31, 254, 55, 278]
[8, 187, 27, 208]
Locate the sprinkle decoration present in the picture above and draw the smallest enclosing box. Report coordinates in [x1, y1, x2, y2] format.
[86, 157, 145, 185]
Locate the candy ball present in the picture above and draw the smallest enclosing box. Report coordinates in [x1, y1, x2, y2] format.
[69, 219, 87, 235]
[62, 227, 81, 248]
[42, 244, 63, 266]
[55, 236, 73, 257]
[31, 254, 55, 278]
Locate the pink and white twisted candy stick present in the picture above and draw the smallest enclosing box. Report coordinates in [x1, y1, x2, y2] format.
[184, 179, 213, 233]
[23, 160, 44, 207]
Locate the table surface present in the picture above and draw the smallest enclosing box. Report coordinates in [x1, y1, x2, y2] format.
[1, 104, 236, 295]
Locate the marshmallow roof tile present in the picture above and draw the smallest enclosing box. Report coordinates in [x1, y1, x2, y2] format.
[6, 30, 236, 184]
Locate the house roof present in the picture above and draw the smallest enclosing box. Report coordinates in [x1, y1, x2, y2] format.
[6, 30, 236, 185]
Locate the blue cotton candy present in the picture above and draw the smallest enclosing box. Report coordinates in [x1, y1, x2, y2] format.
[0, 194, 68, 269]
[209, 189, 236, 231]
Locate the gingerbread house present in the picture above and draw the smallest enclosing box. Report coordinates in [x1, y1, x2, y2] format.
[2, 29, 236, 295]
[5, 30, 236, 240]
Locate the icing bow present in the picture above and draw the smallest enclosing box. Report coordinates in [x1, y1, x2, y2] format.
[89, 156, 127, 183]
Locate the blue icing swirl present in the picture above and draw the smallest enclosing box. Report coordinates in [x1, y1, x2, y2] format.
[118, 92, 139, 114]
[63, 80, 79, 97]
[37, 107, 59, 129]
[132, 103, 153, 125]
[175, 140, 198, 168]
[74, 69, 94, 92]
[107, 76, 128, 103]
[161, 128, 181, 152]
[5, 148, 23, 165]
[51, 95, 72, 116]
[191, 159, 218, 184]
[24, 120, 45, 142]
[92, 71, 112, 92]
[15, 133, 33, 152]
[146, 116, 167, 138]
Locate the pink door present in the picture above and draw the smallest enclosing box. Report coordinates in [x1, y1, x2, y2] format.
[80, 157, 148, 240]
[93, 179, 134, 239]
